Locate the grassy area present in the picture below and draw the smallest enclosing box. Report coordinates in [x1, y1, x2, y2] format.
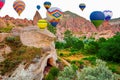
[0, 36, 42, 75]
[57, 49, 120, 74]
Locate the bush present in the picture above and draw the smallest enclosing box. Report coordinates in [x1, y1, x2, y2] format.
[82, 56, 97, 65]
[45, 67, 59, 80]
[78, 59, 120, 80]
[45, 73, 54, 80]
[97, 37, 106, 43]
[49, 67, 59, 77]
[55, 41, 66, 49]
[84, 41, 99, 54]
[6, 36, 15, 42]
[0, 27, 12, 33]
[58, 64, 78, 80]
[47, 23, 56, 34]
[72, 39, 84, 50]
[97, 34, 120, 63]
[57, 60, 120, 80]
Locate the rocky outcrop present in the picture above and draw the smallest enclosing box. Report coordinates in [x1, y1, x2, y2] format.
[0, 45, 12, 62]
[0, 26, 57, 80]
[0, 33, 11, 42]
[0, 15, 34, 28]
[0, 19, 7, 28]
[56, 11, 120, 40]
[33, 11, 42, 25]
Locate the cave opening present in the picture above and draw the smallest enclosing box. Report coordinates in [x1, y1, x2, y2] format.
[43, 58, 54, 75]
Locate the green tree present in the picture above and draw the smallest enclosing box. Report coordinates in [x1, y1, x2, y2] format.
[47, 23, 56, 34]
[64, 30, 72, 38]
[97, 34, 120, 63]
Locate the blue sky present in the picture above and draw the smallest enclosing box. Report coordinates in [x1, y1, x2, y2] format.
[0, 0, 120, 20]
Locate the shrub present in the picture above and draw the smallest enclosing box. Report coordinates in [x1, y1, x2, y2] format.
[6, 36, 15, 42]
[97, 34, 120, 63]
[45, 73, 54, 80]
[58, 64, 78, 80]
[97, 37, 106, 43]
[47, 23, 56, 34]
[49, 67, 59, 77]
[57, 60, 120, 80]
[82, 56, 97, 65]
[72, 39, 84, 50]
[0, 27, 12, 33]
[84, 41, 99, 54]
[55, 41, 66, 49]
[78, 59, 120, 80]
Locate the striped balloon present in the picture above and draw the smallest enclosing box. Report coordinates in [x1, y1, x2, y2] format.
[0, 0, 5, 10]
[13, 0, 25, 16]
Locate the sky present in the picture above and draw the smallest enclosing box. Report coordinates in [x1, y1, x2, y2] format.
[0, 0, 120, 20]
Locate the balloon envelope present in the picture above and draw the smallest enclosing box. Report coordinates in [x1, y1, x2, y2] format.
[46, 7, 63, 27]
[13, 0, 25, 16]
[90, 11, 105, 27]
[36, 5, 40, 10]
[44, 1, 51, 10]
[79, 3, 86, 11]
[37, 19, 48, 29]
[103, 10, 113, 21]
[0, 0, 5, 10]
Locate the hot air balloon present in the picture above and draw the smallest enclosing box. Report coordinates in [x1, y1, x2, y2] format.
[90, 11, 105, 27]
[36, 5, 41, 10]
[0, 0, 5, 10]
[37, 19, 48, 29]
[103, 10, 113, 21]
[46, 7, 63, 27]
[44, 1, 51, 10]
[79, 3, 86, 11]
[13, 0, 25, 16]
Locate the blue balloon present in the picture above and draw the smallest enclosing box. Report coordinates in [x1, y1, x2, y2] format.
[90, 11, 105, 27]
[50, 22, 58, 27]
[90, 11, 105, 20]
[79, 3, 86, 11]
[36, 5, 40, 10]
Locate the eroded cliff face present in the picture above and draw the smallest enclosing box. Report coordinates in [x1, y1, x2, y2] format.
[56, 11, 120, 41]
[0, 26, 57, 80]
[33, 11, 42, 25]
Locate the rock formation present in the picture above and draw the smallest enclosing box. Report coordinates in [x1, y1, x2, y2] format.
[0, 26, 57, 80]
[0, 15, 34, 28]
[33, 11, 42, 25]
[56, 11, 120, 40]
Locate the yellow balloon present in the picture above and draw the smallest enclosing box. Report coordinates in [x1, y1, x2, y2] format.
[37, 19, 47, 29]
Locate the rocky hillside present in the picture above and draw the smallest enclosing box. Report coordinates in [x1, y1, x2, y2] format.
[110, 17, 120, 25]
[0, 15, 34, 28]
[0, 26, 57, 80]
[56, 11, 120, 40]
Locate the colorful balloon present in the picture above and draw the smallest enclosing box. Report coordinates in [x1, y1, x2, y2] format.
[36, 5, 41, 10]
[0, 0, 5, 10]
[13, 0, 25, 16]
[103, 10, 113, 21]
[44, 1, 51, 10]
[46, 7, 63, 27]
[37, 19, 48, 29]
[90, 11, 105, 27]
[79, 3, 86, 11]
